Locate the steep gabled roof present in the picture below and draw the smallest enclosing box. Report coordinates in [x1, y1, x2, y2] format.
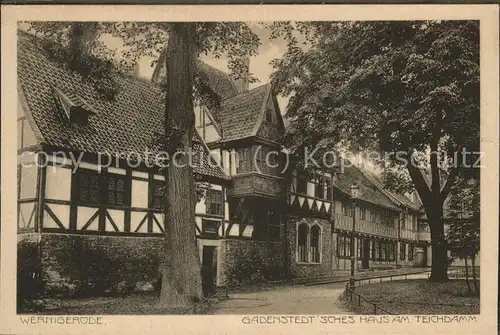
[217, 83, 272, 142]
[361, 169, 423, 212]
[333, 163, 401, 211]
[17, 30, 229, 181]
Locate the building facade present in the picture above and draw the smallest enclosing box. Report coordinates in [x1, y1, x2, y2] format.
[17, 30, 431, 297]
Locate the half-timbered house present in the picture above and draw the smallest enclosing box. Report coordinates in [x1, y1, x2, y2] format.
[17, 30, 431, 296]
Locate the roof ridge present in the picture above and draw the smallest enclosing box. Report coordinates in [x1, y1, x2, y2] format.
[221, 82, 270, 102]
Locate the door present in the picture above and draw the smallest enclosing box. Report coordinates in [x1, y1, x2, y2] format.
[201, 246, 217, 297]
[362, 239, 370, 269]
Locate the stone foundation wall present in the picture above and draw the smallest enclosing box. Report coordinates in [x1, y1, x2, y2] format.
[19, 233, 164, 298]
[222, 238, 285, 286]
[287, 216, 336, 278]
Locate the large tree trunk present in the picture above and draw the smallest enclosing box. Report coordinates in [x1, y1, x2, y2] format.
[158, 23, 202, 308]
[406, 148, 451, 282]
[471, 255, 479, 296]
[464, 255, 471, 293]
[428, 211, 448, 281]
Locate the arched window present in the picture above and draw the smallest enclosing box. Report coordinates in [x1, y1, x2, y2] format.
[310, 225, 321, 263]
[297, 223, 308, 262]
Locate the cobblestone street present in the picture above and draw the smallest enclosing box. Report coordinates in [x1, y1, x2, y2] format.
[213, 282, 351, 315]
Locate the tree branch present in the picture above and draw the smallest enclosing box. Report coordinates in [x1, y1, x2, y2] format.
[440, 167, 459, 200]
[405, 148, 432, 208]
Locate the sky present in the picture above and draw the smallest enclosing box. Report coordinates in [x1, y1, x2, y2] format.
[104, 22, 292, 112]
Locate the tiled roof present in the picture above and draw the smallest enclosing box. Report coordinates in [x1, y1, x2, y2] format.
[17, 30, 229, 181]
[361, 169, 423, 212]
[216, 83, 271, 142]
[333, 162, 401, 211]
[196, 60, 240, 104]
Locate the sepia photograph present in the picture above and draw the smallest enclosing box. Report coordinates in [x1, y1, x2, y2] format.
[1, 4, 499, 335]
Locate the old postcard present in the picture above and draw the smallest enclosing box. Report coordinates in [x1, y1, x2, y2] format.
[1, 4, 498, 335]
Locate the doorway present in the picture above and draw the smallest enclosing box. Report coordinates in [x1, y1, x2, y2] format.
[362, 238, 370, 269]
[201, 246, 217, 297]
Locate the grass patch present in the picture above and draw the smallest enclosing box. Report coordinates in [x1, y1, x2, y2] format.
[20, 291, 228, 315]
[340, 279, 479, 315]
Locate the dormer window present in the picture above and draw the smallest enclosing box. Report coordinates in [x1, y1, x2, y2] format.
[53, 87, 97, 127]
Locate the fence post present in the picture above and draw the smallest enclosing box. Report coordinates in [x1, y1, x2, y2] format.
[358, 295, 361, 306]
[374, 304, 377, 314]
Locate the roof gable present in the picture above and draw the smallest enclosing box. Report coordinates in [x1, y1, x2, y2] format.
[218, 83, 271, 142]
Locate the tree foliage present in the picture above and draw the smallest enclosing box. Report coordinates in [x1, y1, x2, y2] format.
[27, 21, 260, 106]
[269, 20, 480, 281]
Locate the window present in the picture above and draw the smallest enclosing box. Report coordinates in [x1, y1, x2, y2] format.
[314, 178, 325, 199]
[375, 210, 382, 224]
[310, 226, 320, 263]
[400, 243, 406, 261]
[106, 173, 127, 206]
[297, 224, 308, 262]
[326, 183, 333, 201]
[267, 210, 281, 242]
[337, 234, 351, 258]
[76, 168, 100, 204]
[408, 244, 414, 261]
[265, 107, 273, 123]
[382, 210, 391, 225]
[357, 237, 363, 258]
[381, 241, 387, 261]
[296, 176, 307, 194]
[373, 240, 380, 261]
[360, 205, 366, 220]
[206, 189, 223, 216]
[370, 209, 377, 222]
[202, 219, 219, 237]
[388, 242, 395, 261]
[235, 148, 252, 174]
[412, 215, 418, 231]
[152, 180, 165, 210]
[342, 202, 353, 217]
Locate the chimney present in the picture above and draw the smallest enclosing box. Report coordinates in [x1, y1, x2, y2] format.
[234, 57, 250, 93]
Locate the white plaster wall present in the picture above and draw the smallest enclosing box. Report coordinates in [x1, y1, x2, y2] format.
[44, 204, 70, 229]
[106, 209, 125, 232]
[20, 164, 37, 199]
[306, 181, 315, 198]
[19, 202, 35, 228]
[210, 149, 222, 166]
[205, 125, 220, 143]
[130, 211, 148, 233]
[131, 179, 148, 208]
[45, 166, 71, 201]
[76, 206, 99, 230]
[222, 150, 230, 175]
